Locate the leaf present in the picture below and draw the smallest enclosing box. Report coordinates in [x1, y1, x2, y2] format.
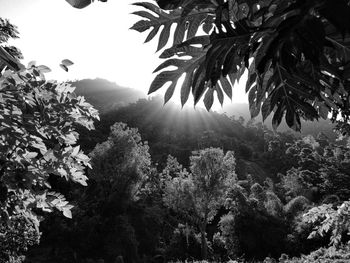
[180, 71, 193, 106]
[61, 59, 74, 67]
[248, 85, 261, 118]
[164, 82, 176, 104]
[272, 103, 284, 131]
[318, 103, 329, 120]
[28, 61, 36, 68]
[71, 145, 80, 157]
[203, 88, 214, 111]
[60, 64, 69, 72]
[37, 65, 51, 73]
[261, 96, 272, 122]
[63, 209, 72, 219]
[65, 0, 92, 9]
[131, 2, 212, 52]
[219, 76, 232, 100]
[215, 83, 224, 106]
[24, 152, 38, 159]
[149, 37, 208, 106]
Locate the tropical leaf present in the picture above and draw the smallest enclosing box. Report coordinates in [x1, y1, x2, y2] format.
[131, 2, 214, 51]
[134, 0, 350, 132]
[203, 87, 214, 111]
[150, 36, 209, 106]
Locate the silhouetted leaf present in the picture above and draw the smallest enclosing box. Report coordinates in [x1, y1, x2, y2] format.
[203, 88, 214, 111]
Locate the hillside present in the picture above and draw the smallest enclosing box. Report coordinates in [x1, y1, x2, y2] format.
[220, 103, 338, 141]
[70, 79, 339, 142]
[72, 78, 146, 113]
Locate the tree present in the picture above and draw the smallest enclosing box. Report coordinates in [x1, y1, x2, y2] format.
[0, 18, 99, 262]
[0, 64, 98, 230]
[129, 0, 350, 133]
[162, 148, 236, 259]
[88, 122, 151, 207]
[73, 122, 152, 262]
[220, 184, 288, 259]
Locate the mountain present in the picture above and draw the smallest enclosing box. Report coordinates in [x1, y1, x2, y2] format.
[72, 78, 146, 113]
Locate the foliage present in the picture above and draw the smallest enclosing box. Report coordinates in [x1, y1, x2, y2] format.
[23, 92, 350, 262]
[280, 244, 350, 263]
[0, 18, 23, 72]
[221, 184, 288, 259]
[303, 201, 350, 247]
[0, 215, 40, 263]
[0, 65, 98, 228]
[88, 122, 151, 202]
[162, 148, 236, 259]
[280, 136, 350, 202]
[165, 223, 202, 260]
[284, 196, 310, 217]
[132, 0, 350, 132]
[0, 17, 99, 263]
[36, 122, 156, 263]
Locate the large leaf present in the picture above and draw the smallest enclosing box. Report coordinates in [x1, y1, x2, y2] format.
[131, 2, 213, 51]
[149, 36, 209, 106]
[134, 0, 350, 132]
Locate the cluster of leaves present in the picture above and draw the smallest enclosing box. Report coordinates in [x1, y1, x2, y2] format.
[0, 18, 23, 72]
[303, 201, 350, 247]
[279, 135, 350, 202]
[132, 0, 350, 132]
[0, 64, 99, 228]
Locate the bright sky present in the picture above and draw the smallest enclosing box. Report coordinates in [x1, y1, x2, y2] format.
[0, 0, 248, 107]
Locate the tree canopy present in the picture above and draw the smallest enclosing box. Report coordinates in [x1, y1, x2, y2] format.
[162, 148, 236, 259]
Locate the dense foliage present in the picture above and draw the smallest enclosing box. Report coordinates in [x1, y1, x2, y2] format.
[162, 148, 236, 258]
[17, 96, 350, 262]
[130, 0, 350, 133]
[2, 1, 350, 263]
[0, 18, 98, 263]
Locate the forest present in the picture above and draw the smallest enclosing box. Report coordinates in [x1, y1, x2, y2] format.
[2, 0, 350, 263]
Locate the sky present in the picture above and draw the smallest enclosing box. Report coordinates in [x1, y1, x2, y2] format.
[0, 0, 248, 107]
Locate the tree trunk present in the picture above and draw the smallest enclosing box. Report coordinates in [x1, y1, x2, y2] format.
[200, 225, 208, 260]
